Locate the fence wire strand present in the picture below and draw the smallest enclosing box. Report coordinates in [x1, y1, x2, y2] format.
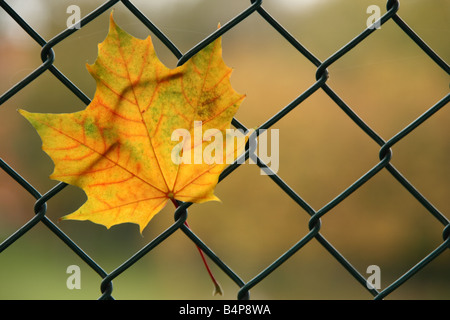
[0, 0, 448, 300]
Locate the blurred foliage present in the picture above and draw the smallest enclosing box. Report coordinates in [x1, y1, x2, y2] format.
[0, 0, 449, 299]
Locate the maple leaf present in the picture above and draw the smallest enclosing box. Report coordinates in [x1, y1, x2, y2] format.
[19, 13, 245, 232]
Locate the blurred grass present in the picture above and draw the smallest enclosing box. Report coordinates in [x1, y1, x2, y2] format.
[0, 0, 449, 299]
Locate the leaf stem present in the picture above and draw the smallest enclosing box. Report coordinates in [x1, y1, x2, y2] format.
[170, 198, 223, 296]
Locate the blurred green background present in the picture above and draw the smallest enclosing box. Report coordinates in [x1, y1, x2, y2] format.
[0, 0, 449, 299]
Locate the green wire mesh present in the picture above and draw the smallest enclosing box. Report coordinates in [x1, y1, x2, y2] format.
[0, 0, 448, 300]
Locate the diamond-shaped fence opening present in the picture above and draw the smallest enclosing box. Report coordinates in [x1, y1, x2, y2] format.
[0, 0, 448, 300]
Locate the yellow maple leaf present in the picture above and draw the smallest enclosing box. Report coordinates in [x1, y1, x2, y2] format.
[19, 12, 245, 232]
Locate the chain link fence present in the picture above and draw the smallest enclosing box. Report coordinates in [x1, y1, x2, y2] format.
[0, 0, 449, 300]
